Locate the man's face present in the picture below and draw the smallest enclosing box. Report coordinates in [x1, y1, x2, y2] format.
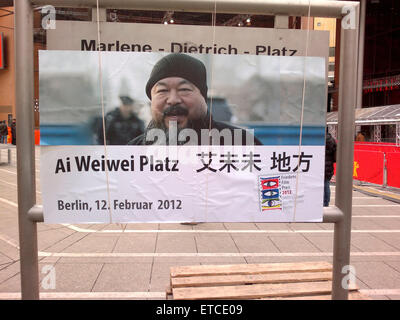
[150, 77, 207, 129]
[119, 103, 134, 119]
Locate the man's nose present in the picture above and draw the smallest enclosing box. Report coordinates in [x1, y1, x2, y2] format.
[166, 89, 183, 105]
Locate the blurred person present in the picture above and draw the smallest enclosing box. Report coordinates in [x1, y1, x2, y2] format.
[96, 95, 145, 145]
[0, 121, 8, 144]
[324, 129, 337, 207]
[10, 119, 16, 145]
[355, 131, 365, 142]
[128, 53, 262, 146]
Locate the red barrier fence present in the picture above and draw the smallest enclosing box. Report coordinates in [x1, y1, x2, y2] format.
[35, 129, 40, 145]
[386, 152, 400, 188]
[334, 142, 400, 188]
[354, 142, 400, 153]
[353, 150, 384, 185]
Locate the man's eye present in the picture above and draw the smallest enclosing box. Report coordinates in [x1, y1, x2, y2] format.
[156, 89, 168, 93]
[179, 88, 192, 92]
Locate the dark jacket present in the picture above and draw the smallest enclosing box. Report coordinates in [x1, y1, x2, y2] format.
[97, 108, 145, 145]
[325, 132, 337, 181]
[0, 123, 8, 136]
[127, 120, 263, 146]
[11, 123, 16, 145]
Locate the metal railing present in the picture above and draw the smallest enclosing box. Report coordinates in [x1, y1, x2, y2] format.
[16, 0, 360, 299]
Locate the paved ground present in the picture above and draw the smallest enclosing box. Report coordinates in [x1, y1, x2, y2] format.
[1, 146, 400, 300]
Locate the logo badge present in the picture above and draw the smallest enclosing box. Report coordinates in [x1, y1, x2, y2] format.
[259, 176, 282, 211]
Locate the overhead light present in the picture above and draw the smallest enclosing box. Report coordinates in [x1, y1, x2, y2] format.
[162, 11, 174, 25]
[246, 18, 251, 23]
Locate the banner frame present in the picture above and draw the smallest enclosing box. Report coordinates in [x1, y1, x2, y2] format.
[16, 0, 359, 300]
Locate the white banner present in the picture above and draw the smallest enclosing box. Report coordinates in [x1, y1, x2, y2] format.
[41, 22, 329, 224]
[41, 145, 324, 223]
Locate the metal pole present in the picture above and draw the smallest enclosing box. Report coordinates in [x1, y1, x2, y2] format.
[31, 0, 358, 18]
[322, 206, 343, 223]
[28, 205, 45, 223]
[27, 204, 344, 224]
[332, 5, 359, 300]
[356, 0, 366, 109]
[383, 152, 387, 188]
[15, 0, 40, 300]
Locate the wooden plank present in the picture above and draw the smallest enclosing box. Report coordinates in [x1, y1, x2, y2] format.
[171, 271, 332, 288]
[349, 291, 371, 300]
[267, 291, 369, 300]
[172, 280, 358, 300]
[172, 281, 331, 300]
[267, 295, 332, 300]
[171, 261, 332, 278]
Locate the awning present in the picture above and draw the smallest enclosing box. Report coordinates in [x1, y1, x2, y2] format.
[327, 104, 400, 125]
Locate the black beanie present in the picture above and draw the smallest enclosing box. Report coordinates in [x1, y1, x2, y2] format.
[146, 53, 208, 100]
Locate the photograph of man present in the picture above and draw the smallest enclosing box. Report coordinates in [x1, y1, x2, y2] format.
[97, 95, 145, 145]
[128, 53, 262, 146]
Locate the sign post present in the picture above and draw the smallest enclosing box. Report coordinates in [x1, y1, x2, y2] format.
[15, 0, 39, 300]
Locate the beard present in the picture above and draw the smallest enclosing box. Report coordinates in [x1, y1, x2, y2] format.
[144, 104, 208, 145]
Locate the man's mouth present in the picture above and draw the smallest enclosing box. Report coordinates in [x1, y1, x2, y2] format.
[163, 105, 189, 127]
[163, 105, 189, 118]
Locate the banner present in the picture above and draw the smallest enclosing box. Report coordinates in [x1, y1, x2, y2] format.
[41, 145, 324, 223]
[40, 23, 328, 224]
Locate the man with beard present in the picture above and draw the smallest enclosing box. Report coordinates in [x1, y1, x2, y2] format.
[127, 53, 262, 146]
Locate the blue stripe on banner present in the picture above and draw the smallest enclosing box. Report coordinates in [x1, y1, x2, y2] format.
[246, 124, 325, 146]
[40, 124, 326, 146]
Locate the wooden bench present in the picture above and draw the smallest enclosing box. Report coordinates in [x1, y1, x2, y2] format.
[166, 261, 370, 300]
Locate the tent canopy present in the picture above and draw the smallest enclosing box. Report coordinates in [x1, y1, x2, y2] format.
[327, 104, 400, 125]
